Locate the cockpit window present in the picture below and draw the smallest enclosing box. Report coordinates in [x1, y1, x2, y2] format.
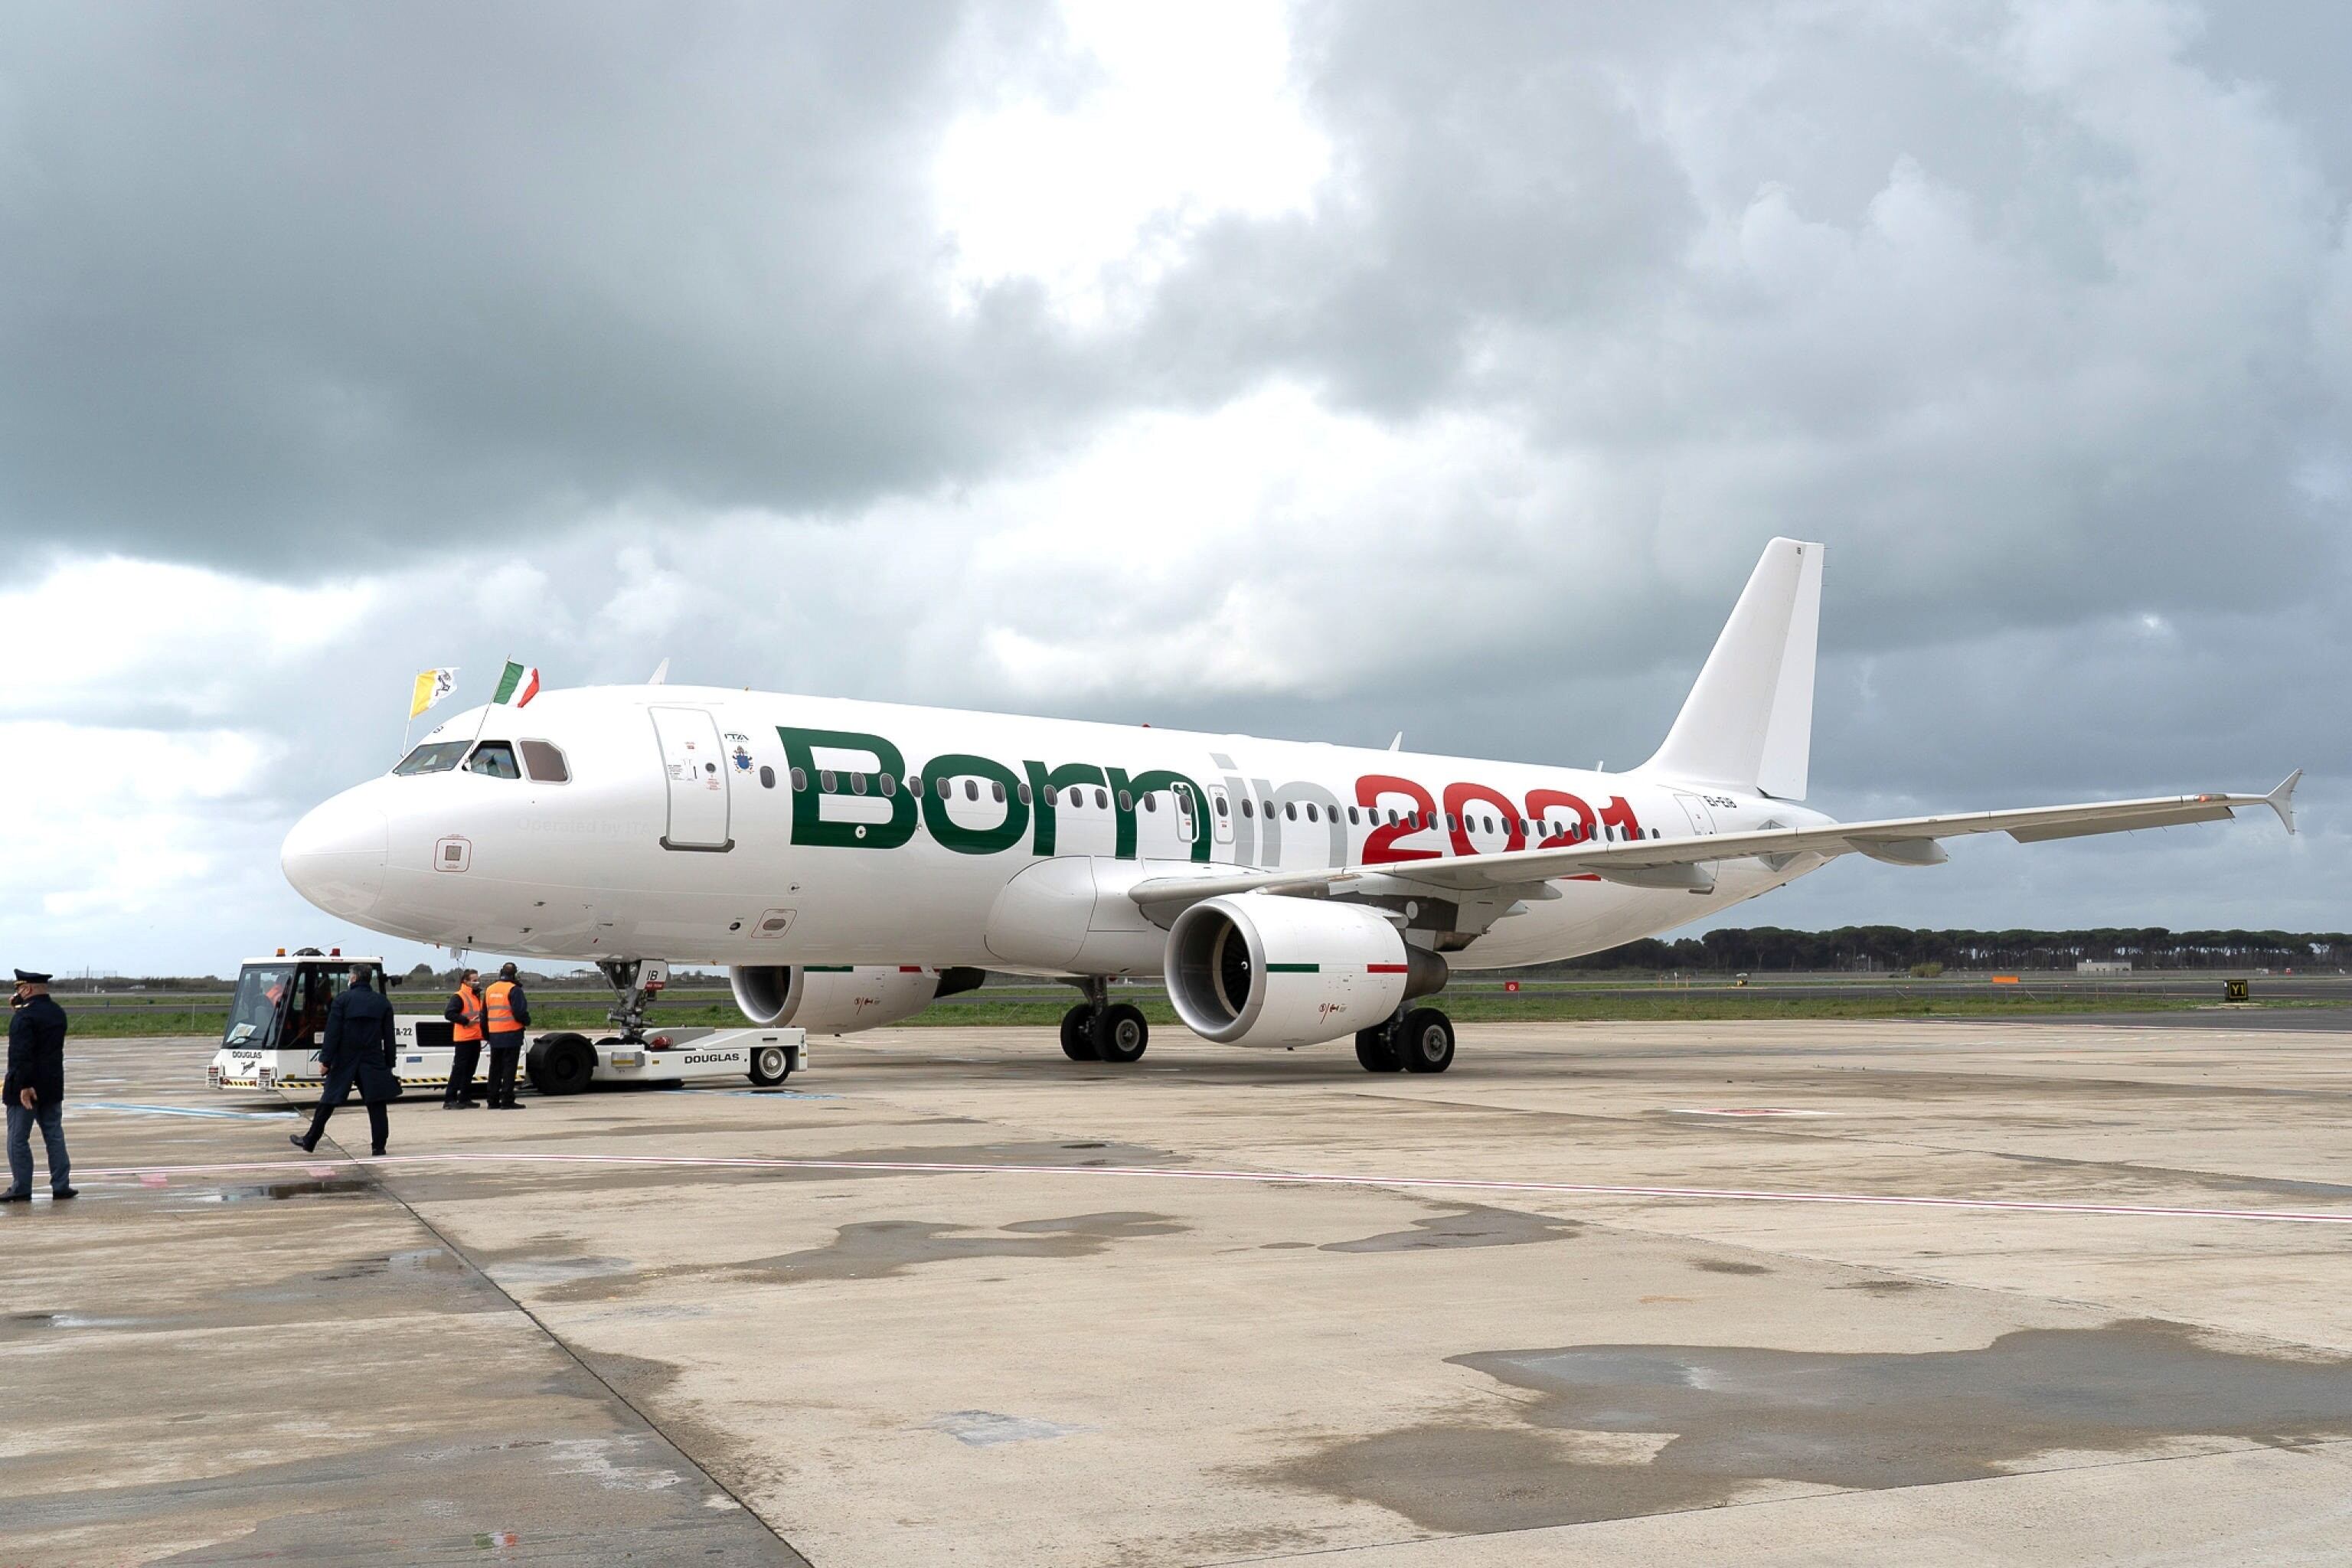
[518, 740, 570, 782]
[466, 741, 521, 779]
[393, 741, 470, 776]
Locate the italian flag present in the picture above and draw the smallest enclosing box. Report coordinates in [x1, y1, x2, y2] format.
[493, 661, 541, 707]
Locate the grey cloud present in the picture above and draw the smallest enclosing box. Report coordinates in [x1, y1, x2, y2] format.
[5, 0, 2347, 972]
[0, 1, 1102, 566]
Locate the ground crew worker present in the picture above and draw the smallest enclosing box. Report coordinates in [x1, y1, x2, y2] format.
[482, 962, 531, 1110]
[442, 968, 485, 1108]
[4, 969, 74, 1203]
[290, 965, 397, 1157]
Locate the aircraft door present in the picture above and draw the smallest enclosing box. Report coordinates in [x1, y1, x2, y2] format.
[1672, 792, 1717, 836]
[1209, 784, 1234, 844]
[652, 707, 733, 851]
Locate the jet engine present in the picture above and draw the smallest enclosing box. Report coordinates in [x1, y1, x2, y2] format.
[729, 964, 985, 1034]
[1165, 895, 1447, 1048]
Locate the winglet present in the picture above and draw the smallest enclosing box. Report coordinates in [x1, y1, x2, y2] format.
[1389, 732, 1403, 752]
[648, 658, 670, 686]
[2266, 769, 2301, 835]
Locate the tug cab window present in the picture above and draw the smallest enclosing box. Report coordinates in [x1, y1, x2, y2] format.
[466, 742, 521, 779]
[393, 741, 470, 776]
[518, 741, 570, 782]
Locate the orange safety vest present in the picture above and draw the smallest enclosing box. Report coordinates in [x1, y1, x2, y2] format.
[451, 982, 485, 1043]
[484, 980, 520, 1034]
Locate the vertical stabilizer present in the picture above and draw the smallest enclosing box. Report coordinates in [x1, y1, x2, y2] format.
[1641, 538, 1823, 800]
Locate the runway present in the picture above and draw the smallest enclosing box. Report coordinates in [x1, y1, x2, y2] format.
[10, 1016, 2352, 1564]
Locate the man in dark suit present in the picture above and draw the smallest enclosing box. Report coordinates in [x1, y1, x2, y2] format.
[4, 968, 74, 1202]
[290, 965, 397, 1157]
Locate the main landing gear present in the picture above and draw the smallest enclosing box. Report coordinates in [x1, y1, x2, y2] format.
[1059, 978, 1149, 1064]
[1354, 1005, 1455, 1074]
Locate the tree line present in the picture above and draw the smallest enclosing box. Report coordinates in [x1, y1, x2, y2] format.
[1556, 926, 2344, 974]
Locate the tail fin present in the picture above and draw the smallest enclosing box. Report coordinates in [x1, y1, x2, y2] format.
[1641, 538, 1824, 800]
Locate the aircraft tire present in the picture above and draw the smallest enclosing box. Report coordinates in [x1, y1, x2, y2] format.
[1354, 1027, 1403, 1072]
[535, 1033, 598, 1095]
[748, 1044, 793, 1086]
[1094, 1003, 1148, 1063]
[1399, 1008, 1455, 1074]
[1060, 1004, 1099, 1061]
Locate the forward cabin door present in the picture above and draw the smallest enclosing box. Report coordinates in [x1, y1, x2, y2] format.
[652, 707, 733, 851]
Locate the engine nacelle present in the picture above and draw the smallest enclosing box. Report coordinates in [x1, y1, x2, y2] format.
[729, 964, 985, 1034]
[1165, 895, 1444, 1048]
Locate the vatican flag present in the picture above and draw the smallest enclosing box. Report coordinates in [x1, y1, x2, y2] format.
[410, 668, 459, 719]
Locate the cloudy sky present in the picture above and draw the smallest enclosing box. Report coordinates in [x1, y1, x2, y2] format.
[3, 0, 2343, 978]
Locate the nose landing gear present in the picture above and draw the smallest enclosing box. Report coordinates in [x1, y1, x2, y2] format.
[1059, 977, 1149, 1063]
[599, 958, 668, 1044]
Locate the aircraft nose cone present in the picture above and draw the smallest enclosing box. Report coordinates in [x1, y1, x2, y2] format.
[282, 792, 389, 918]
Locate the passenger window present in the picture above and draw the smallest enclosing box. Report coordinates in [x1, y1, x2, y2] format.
[851, 772, 868, 795]
[1142, 792, 1156, 812]
[991, 780, 1005, 803]
[937, 777, 952, 799]
[879, 773, 896, 798]
[965, 779, 979, 802]
[790, 766, 808, 792]
[518, 741, 570, 782]
[820, 769, 836, 793]
[1018, 782, 1033, 805]
[1094, 788, 1108, 809]
[760, 766, 776, 789]
[1241, 799, 1254, 818]
[1215, 796, 1230, 817]
[1118, 789, 1132, 812]
[1347, 806, 1359, 825]
[466, 742, 521, 779]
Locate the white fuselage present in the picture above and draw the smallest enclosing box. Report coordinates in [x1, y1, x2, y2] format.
[283, 686, 1832, 972]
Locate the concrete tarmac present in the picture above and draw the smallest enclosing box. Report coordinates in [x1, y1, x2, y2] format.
[9, 1016, 2352, 1565]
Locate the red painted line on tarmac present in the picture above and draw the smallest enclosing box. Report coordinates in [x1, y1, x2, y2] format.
[70, 1151, 2352, 1227]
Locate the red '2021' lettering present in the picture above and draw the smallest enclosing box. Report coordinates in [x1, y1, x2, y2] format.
[1356, 774, 1438, 863]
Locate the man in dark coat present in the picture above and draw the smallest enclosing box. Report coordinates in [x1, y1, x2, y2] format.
[291, 965, 397, 1157]
[4, 969, 74, 1202]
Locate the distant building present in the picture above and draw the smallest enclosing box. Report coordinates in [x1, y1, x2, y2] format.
[2078, 959, 2133, 974]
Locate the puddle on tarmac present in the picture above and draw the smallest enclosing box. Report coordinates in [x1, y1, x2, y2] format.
[1263, 1321, 2352, 1534]
[724, 1212, 1186, 1285]
[1321, 1203, 1582, 1254]
[182, 1178, 374, 1203]
[1690, 1258, 1772, 1275]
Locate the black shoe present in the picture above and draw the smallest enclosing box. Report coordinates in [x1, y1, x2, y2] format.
[442, 1100, 475, 1109]
[51, 1187, 77, 1200]
[0, 1191, 28, 1204]
[369, 1149, 386, 1158]
[288, 1134, 314, 1152]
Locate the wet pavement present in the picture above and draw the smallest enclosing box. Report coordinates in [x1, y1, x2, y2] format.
[11, 1016, 2352, 1564]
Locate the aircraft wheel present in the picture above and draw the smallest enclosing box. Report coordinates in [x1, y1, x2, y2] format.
[1354, 1027, 1403, 1073]
[1399, 1008, 1455, 1074]
[1093, 1003, 1148, 1063]
[535, 1033, 597, 1095]
[748, 1044, 793, 1086]
[1060, 1004, 1099, 1061]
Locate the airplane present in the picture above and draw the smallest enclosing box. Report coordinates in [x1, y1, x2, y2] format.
[282, 539, 2301, 1073]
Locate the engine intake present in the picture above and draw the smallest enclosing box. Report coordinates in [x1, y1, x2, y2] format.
[729, 964, 984, 1033]
[1165, 896, 1446, 1048]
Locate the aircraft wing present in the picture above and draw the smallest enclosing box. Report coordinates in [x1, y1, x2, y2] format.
[1128, 772, 2300, 912]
